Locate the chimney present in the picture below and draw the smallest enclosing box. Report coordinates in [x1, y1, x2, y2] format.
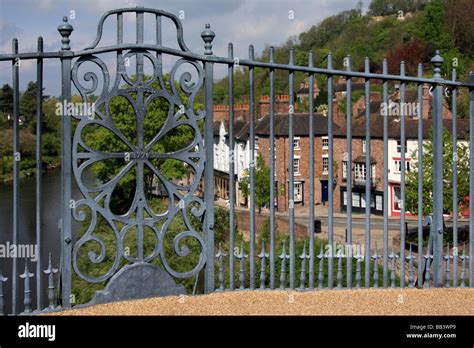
[422, 84, 430, 119]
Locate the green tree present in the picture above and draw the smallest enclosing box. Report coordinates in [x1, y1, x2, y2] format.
[405, 127, 470, 216]
[239, 156, 271, 213]
[0, 84, 13, 115]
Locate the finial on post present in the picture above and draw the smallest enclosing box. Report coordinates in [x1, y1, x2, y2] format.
[201, 24, 215, 55]
[431, 50, 444, 79]
[58, 16, 73, 51]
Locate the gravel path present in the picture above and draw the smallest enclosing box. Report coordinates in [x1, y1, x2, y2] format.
[51, 288, 474, 316]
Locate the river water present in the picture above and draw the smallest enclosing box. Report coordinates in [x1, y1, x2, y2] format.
[0, 170, 82, 314]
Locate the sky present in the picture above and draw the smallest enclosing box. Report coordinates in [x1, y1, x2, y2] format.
[0, 0, 368, 96]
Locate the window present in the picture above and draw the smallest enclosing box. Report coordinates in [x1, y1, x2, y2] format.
[293, 137, 300, 150]
[354, 163, 366, 180]
[343, 191, 347, 205]
[376, 195, 382, 211]
[322, 156, 329, 174]
[362, 139, 366, 153]
[396, 140, 407, 153]
[393, 186, 402, 211]
[294, 182, 303, 202]
[322, 136, 328, 150]
[394, 160, 411, 173]
[352, 192, 360, 207]
[293, 157, 300, 175]
[254, 136, 259, 150]
[342, 161, 347, 179]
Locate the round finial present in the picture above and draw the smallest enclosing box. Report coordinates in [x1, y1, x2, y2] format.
[431, 50, 444, 78]
[201, 24, 215, 55]
[58, 15, 73, 51]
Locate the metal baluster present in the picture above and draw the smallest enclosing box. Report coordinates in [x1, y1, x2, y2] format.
[299, 240, 308, 290]
[237, 241, 247, 290]
[399, 61, 406, 288]
[269, 46, 276, 289]
[424, 245, 433, 288]
[372, 241, 379, 288]
[432, 51, 445, 287]
[445, 243, 451, 288]
[248, 44, 256, 290]
[327, 53, 335, 289]
[11, 37, 20, 315]
[382, 59, 389, 288]
[337, 244, 343, 289]
[20, 259, 34, 314]
[35, 36, 44, 311]
[259, 239, 269, 289]
[417, 64, 424, 288]
[228, 42, 235, 290]
[364, 57, 371, 289]
[216, 243, 226, 291]
[460, 243, 467, 288]
[317, 244, 324, 289]
[308, 50, 315, 290]
[279, 240, 289, 289]
[355, 242, 362, 289]
[288, 48, 295, 289]
[451, 68, 458, 287]
[469, 72, 474, 287]
[0, 267, 7, 315]
[389, 240, 398, 288]
[43, 253, 58, 309]
[345, 55, 353, 289]
[407, 243, 414, 288]
[58, 16, 74, 308]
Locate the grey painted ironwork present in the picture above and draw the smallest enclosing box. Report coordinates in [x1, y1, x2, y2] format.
[372, 242, 379, 288]
[20, 259, 34, 314]
[11, 37, 20, 315]
[288, 48, 295, 290]
[417, 64, 424, 288]
[399, 61, 406, 288]
[355, 242, 362, 288]
[259, 240, 269, 289]
[432, 51, 444, 287]
[279, 240, 289, 289]
[389, 240, 398, 288]
[337, 244, 343, 289]
[382, 59, 389, 288]
[317, 244, 324, 289]
[345, 55, 353, 289]
[451, 68, 458, 288]
[327, 53, 334, 289]
[364, 57, 371, 289]
[269, 46, 276, 290]
[2, 7, 474, 316]
[308, 50, 315, 290]
[444, 243, 451, 288]
[238, 241, 247, 290]
[0, 268, 7, 315]
[299, 240, 308, 290]
[228, 42, 235, 291]
[35, 36, 44, 311]
[460, 243, 467, 288]
[407, 243, 414, 288]
[216, 243, 226, 291]
[248, 44, 256, 290]
[202, 23, 216, 294]
[470, 72, 474, 287]
[43, 253, 58, 309]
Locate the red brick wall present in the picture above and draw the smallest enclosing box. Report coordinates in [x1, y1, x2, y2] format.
[258, 135, 327, 212]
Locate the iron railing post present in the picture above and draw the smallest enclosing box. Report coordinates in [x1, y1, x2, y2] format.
[58, 16, 73, 308]
[431, 50, 444, 287]
[201, 24, 215, 293]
